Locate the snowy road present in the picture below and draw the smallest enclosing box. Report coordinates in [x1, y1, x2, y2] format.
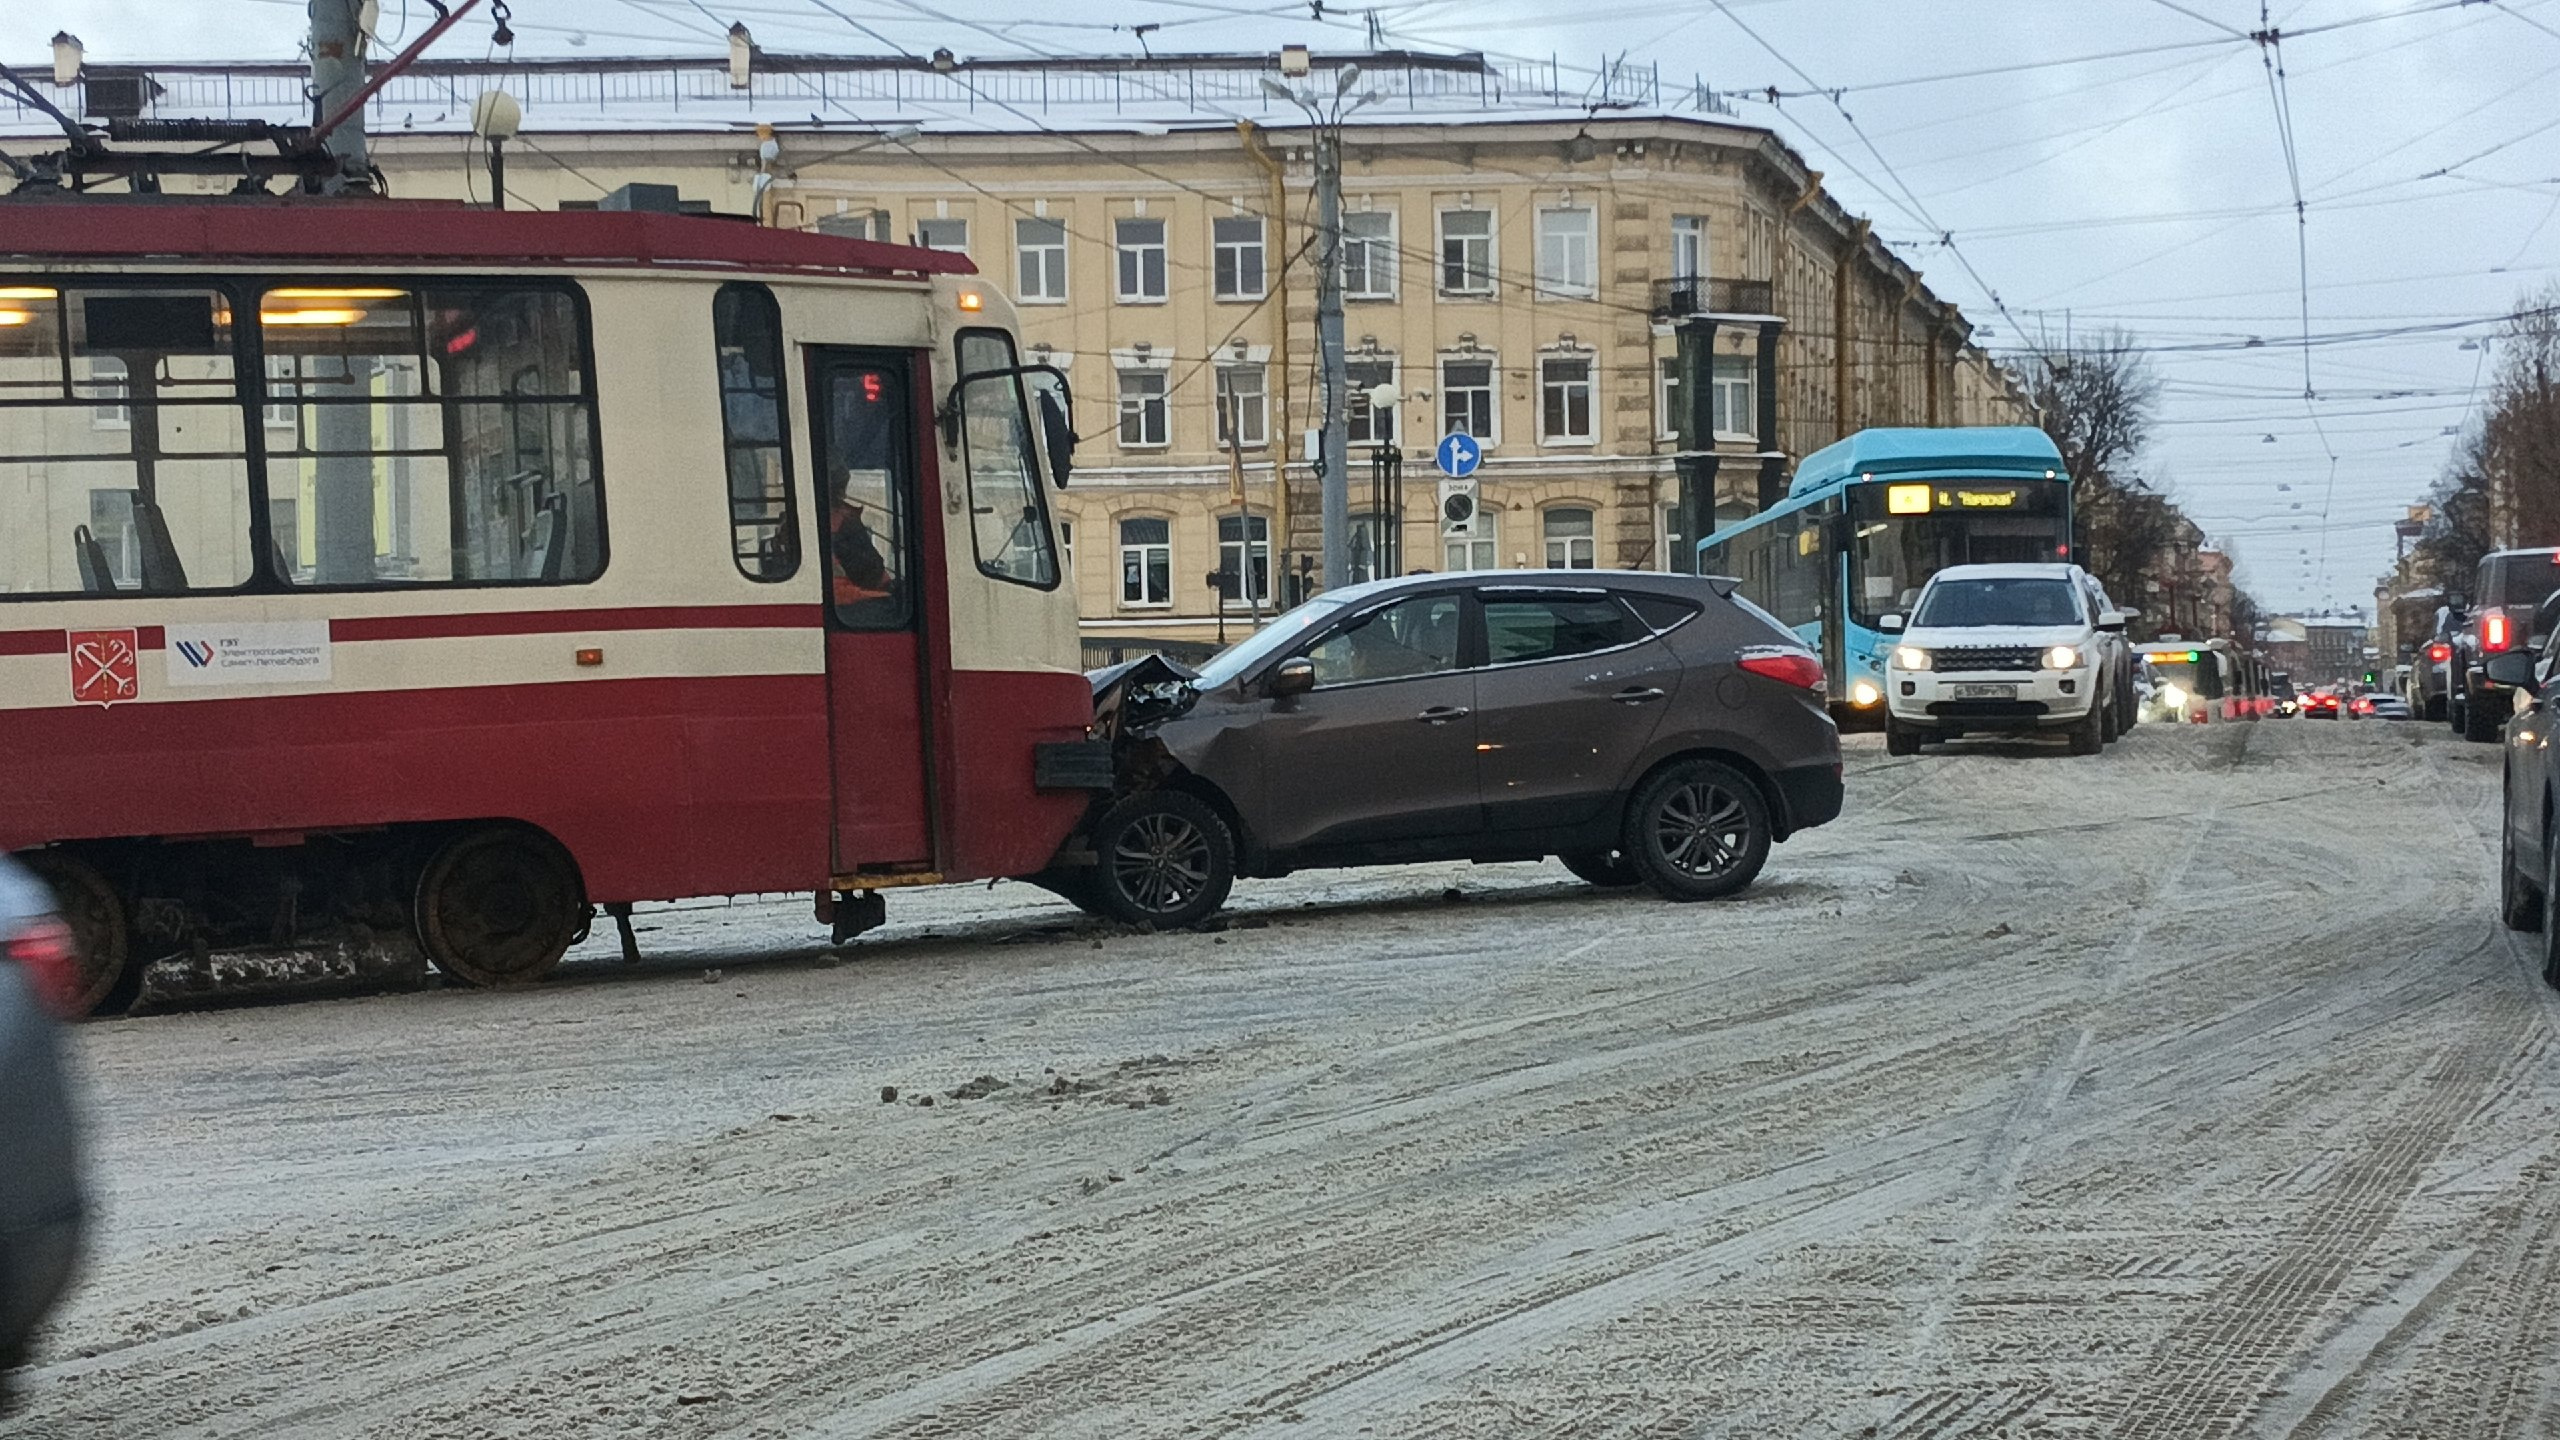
[14, 718, 2560, 1438]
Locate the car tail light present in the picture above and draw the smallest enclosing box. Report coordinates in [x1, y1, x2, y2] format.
[2427, 643, 2451, 663]
[6, 917, 83, 1018]
[1737, 647, 1825, 691]
[2485, 612, 2513, 652]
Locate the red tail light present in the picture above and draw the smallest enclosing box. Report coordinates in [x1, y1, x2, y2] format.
[1737, 647, 1826, 691]
[2485, 612, 2512, 652]
[7, 917, 83, 1018]
[2427, 643, 2451, 663]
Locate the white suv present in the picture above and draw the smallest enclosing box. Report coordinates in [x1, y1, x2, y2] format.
[1881, 563, 2133, 756]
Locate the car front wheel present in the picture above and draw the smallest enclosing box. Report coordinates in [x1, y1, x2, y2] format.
[1623, 759, 1772, 902]
[1885, 718, 1923, 757]
[1090, 790, 1237, 929]
[2541, 817, 2560, 990]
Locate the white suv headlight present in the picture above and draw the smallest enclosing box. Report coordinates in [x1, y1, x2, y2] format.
[1893, 646, 1930, 671]
[2044, 645, 2081, 669]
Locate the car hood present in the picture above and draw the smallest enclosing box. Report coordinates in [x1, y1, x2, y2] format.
[1087, 654, 1201, 739]
[1900, 624, 2090, 650]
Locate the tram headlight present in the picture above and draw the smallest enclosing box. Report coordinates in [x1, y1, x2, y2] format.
[2160, 684, 2188, 709]
[1891, 646, 1929, 671]
[2044, 645, 2081, 669]
[1850, 679, 1882, 707]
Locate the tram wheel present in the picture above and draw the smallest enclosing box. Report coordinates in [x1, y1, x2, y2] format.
[415, 826, 586, 988]
[15, 848, 138, 1016]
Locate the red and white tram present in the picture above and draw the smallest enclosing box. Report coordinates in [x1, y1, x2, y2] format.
[0, 199, 1095, 1010]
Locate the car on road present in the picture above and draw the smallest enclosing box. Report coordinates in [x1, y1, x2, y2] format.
[2487, 592, 2560, 985]
[2301, 689, 2342, 719]
[0, 854, 85, 1398]
[1880, 562, 2131, 756]
[1051, 572, 1844, 927]
[2269, 671, 2299, 717]
[2454, 548, 2560, 742]
[2364, 694, 2412, 721]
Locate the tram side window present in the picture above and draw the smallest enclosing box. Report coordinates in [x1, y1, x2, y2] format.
[712, 285, 798, 582]
[0, 286, 255, 597]
[263, 285, 601, 588]
[954, 330, 1060, 589]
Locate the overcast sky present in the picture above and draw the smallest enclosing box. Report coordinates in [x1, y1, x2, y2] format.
[10, 0, 2557, 616]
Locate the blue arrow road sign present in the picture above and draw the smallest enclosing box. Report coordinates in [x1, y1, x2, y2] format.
[1435, 432, 1482, 478]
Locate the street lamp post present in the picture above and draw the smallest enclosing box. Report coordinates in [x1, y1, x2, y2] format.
[470, 90, 521, 209]
[1262, 67, 1374, 591]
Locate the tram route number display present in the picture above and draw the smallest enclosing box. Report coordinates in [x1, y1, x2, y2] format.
[162, 621, 333, 688]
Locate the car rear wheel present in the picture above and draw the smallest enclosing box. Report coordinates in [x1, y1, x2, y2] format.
[1559, 850, 1643, 888]
[16, 848, 138, 1016]
[1090, 790, 1236, 929]
[2541, 819, 2560, 990]
[1623, 759, 1771, 902]
[2503, 793, 2545, 932]
[2467, 689, 2506, 743]
[416, 826, 586, 988]
[1885, 718, 1923, 757]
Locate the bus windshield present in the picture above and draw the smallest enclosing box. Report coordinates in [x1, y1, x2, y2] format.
[1913, 577, 2082, 628]
[1847, 479, 2069, 627]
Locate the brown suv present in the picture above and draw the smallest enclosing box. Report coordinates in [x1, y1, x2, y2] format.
[1044, 572, 1844, 927]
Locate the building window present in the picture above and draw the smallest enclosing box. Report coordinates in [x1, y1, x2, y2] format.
[1441, 358, 1496, 444]
[1061, 519, 1075, 580]
[1218, 512, 1271, 607]
[1117, 368, 1169, 448]
[1346, 358, 1396, 445]
[1213, 216, 1266, 300]
[87, 356, 129, 429]
[1712, 355, 1757, 439]
[1661, 503, 1690, 573]
[1116, 217, 1168, 303]
[1671, 214, 1706, 280]
[1439, 208, 1495, 295]
[1544, 507, 1597, 569]
[1539, 354, 1594, 444]
[1118, 515, 1172, 607]
[713, 283, 799, 582]
[1016, 216, 1068, 303]
[1215, 363, 1267, 449]
[916, 216, 969, 253]
[1445, 511, 1499, 572]
[1657, 357, 1682, 442]
[1536, 207, 1596, 297]
[1344, 211, 1397, 299]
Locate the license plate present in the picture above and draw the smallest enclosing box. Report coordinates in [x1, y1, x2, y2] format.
[1951, 683, 2017, 699]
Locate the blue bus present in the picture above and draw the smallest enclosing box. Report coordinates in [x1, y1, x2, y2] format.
[1697, 427, 2072, 718]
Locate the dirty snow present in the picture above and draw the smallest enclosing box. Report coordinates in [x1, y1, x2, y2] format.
[12, 718, 2560, 1438]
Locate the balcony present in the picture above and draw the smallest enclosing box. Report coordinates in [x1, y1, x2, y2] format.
[1651, 277, 1776, 321]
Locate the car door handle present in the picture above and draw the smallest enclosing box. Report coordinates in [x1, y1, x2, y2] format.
[1416, 705, 1471, 724]
[1611, 686, 1666, 704]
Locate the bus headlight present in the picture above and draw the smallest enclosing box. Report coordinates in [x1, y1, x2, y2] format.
[2045, 645, 2081, 669]
[1850, 679, 1882, 707]
[1892, 646, 1929, 671]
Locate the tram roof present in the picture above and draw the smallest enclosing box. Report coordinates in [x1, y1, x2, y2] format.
[1787, 426, 2065, 501]
[0, 198, 975, 279]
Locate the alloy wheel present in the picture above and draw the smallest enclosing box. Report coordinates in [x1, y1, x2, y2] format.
[1653, 780, 1753, 880]
[1111, 813, 1214, 915]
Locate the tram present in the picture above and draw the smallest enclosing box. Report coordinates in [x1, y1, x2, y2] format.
[1697, 427, 2073, 720]
[2135, 639, 2262, 724]
[0, 199, 1096, 1011]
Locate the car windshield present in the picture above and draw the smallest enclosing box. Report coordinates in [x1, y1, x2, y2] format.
[1189, 596, 1349, 690]
[1913, 577, 2082, 628]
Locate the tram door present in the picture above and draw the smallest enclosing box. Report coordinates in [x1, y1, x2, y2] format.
[810, 349, 936, 869]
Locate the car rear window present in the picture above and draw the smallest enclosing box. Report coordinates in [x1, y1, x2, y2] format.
[1624, 593, 1702, 633]
[1482, 594, 1647, 665]
[2482, 552, 2560, 609]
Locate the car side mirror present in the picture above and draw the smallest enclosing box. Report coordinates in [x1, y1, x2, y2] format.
[2485, 649, 2538, 693]
[1266, 658, 1315, 698]
[1878, 613, 1905, 633]
[2097, 609, 2127, 631]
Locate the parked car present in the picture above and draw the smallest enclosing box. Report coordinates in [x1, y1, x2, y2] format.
[1051, 572, 1844, 927]
[0, 854, 85, 1397]
[2488, 592, 2560, 985]
[1880, 564, 2134, 756]
[2454, 549, 2560, 742]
